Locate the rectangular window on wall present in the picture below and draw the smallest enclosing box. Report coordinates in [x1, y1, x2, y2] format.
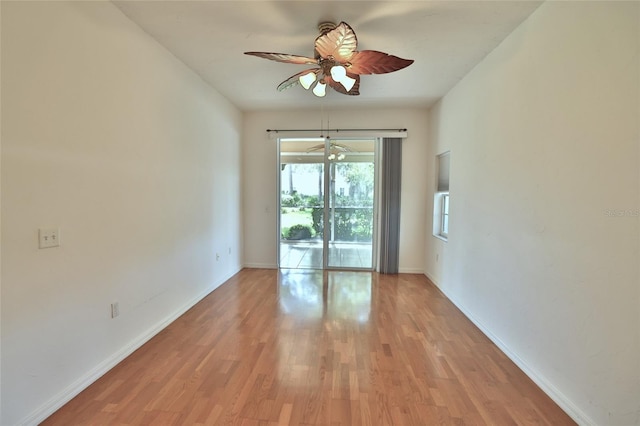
[433, 151, 450, 241]
[440, 193, 449, 238]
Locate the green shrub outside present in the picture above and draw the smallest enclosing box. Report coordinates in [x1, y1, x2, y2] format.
[285, 224, 314, 240]
[311, 207, 372, 241]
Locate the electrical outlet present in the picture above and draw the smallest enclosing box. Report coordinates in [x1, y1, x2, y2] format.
[216, 253, 220, 261]
[39, 228, 60, 249]
[111, 302, 120, 319]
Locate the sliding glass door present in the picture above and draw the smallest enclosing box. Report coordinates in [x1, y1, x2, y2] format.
[326, 140, 375, 269]
[279, 138, 325, 269]
[279, 138, 376, 270]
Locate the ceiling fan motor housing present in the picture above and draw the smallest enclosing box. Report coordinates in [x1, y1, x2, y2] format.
[318, 21, 337, 35]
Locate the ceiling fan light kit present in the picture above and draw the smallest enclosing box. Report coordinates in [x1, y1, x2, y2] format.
[312, 81, 327, 97]
[307, 141, 352, 161]
[299, 71, 317, 89]
[245, 21, 414, 97]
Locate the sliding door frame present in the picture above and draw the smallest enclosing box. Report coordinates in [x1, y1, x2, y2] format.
[277, 136, 380, 271]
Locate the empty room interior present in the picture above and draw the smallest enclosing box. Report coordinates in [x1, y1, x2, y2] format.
[1, 1, 639, 425]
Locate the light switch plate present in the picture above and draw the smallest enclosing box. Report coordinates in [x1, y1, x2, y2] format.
[39, 228, 60, 249]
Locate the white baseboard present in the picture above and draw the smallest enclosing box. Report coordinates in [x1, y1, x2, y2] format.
[398, 267, 424, 274]
[424, 271, 439, 285]
[20, 272, 237, 426]
[423, 272, 595, 426]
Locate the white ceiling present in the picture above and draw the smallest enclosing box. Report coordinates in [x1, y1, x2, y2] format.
[113, 1, 542, 111]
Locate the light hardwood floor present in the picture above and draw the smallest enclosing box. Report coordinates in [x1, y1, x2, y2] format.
[42, 269, 575, 425]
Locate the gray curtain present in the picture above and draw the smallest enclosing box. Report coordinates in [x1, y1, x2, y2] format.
[379, 138, 402, 273]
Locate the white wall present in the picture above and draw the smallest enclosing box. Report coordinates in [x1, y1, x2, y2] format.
[425, 2, 639, 425]
[242, 108, 428, 273]
[1, 2, 243, 424]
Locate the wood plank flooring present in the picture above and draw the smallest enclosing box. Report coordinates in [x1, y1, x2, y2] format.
[42, 269, 575, 425]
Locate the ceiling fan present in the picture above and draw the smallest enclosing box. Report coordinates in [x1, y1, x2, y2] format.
[245, 21, 414, 97]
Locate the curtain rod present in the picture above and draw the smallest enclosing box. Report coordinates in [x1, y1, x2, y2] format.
[266, 128, 407, 133]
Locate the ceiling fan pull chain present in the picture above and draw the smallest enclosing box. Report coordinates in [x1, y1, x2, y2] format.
[319, 103, 325, 138]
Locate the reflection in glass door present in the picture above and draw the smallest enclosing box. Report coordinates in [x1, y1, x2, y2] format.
[326, 140, 375, 269]
[279, 139, 325, 269]
[279, 138, 376, 270]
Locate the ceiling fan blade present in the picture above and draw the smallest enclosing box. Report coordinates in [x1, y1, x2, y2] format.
[325, 74, 360, 96]
[306, 143, 325, 152]
[314, 22, 358, 62]
[277, 69, 320, 92]
[244, 52, 318, 65]
[347, 50, 414, 75]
